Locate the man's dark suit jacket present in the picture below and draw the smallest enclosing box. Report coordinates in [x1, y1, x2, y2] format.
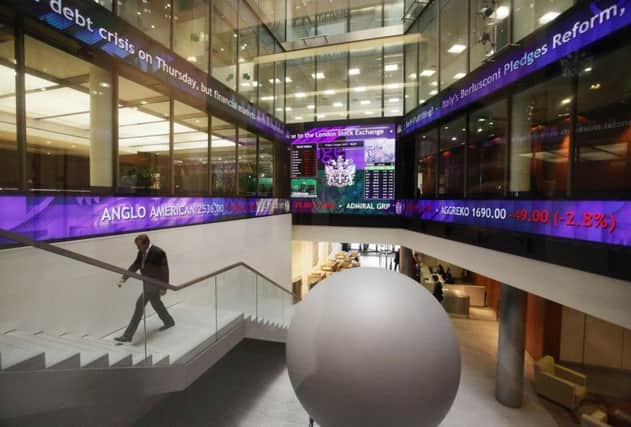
[125, 245, 170, 295]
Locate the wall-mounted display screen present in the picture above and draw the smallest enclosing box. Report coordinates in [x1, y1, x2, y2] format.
[290, 124, 397, 214]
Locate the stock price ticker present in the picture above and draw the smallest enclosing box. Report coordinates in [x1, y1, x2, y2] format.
[398, 200, 628, 247]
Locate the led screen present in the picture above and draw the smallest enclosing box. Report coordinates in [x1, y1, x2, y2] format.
[290, 124, 396, 214]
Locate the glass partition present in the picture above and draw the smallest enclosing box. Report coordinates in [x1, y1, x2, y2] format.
[438, 114, 466, 196]
[0, 24, 17, 189]
[258, 137, 274, 196]
[173, 101, 209, 195]
[417, 128, 438, 197]
[174, 0, 210, 72]
[25, 36, 113, 191]
[469, 0, 510, 70]
[316, 52, 348, 121]
[238, 128, 258, 196]
[440, 0, 468, 91]
[384, 44, 404, 117]
[238, 1, 259, 104]
[513, 0, 574, 42]
[417, 2, 438, 104]
[211, 0, 238, 90]
[118, 0, 171, 47]
[211, 117, 237, 195]
[118, 77, 170, 194]
[286, 57, 315, 123]
[349, 47, 382, 119]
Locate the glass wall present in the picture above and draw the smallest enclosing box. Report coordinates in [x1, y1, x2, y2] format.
[513, 0, 574, 42]
[468, 100, 507, 196]
[317, 52, 348, 121]
[384, 44, 404, 117]
[174, 101, 209, 194]
[574, 45, 631, 197]
[439, 0, 468, 91]
[404, 21, 418, 114]
[469, 0, 510, 69]
[118, 0, 171, 47]
[25, 36, 113, 191]
[212, 0, 238, 91]
[211, 117, 237, 195]
[238, 128, 257, 196]
[238, 1, 259, 104]
[259, 136, 274, 196]
[118, 77, 170, 194]
[0, 24, 17, 189]
[416, 129, 438, 197]
[510, 74, 571, 198]
[174, 0, 210, 72]
[350, 0, 381, 32]
[417, 2, 438, 105]
[259, 30, 276, 115]
[438, 115, 466, 196]
[349, 47, 382, 119]
[274, 42, 286, 122]
[286, 57, 315, 123]
[384, 0, 404, 26]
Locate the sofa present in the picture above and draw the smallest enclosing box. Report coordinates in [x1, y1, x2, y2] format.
[534, 355, 587, 410]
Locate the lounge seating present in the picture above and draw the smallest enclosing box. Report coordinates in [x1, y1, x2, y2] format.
[534, 356, 587, 410]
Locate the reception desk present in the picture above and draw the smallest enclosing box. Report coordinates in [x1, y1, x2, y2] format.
[443, 284, 487, 307]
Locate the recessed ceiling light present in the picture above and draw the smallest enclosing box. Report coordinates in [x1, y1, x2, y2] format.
[539, 11, 560, 25]
[187, 56, 197, 63]
[354, 86, 366, 92]
[260, 95, 275, 101]
[386, 83, 400, 89]
[589, 83, 601, 90]
[429, 90, 438, 95]
[294, 116, 303, 120]
[285, 107, 293, 111]
[408, 73, 417, 80]
[561, 97, 572, 105]
[430, 80, 438, 87]
[364, 111, 373, 115]
[454, 72, 466, 80]
[584, 67, 593, 73]
[295, 92, 306, 98]
[390, 109, 400, 114]
[384, 64, 399, 72]
[447, 44, 467, 54]
[285, 77, 293, 83]
[451, 137, 457, 141]
[323, 89, 336, 95]
[389, 98, 399, 103]
[360, 100, 371, 105]
[419, 69, 436, 77]
[495, 6, 510, 20]
[348, 68, 361, 76]
[311, 72, 325, 80]
[307, 104, 315, 109]
[333, 102, 344, 107]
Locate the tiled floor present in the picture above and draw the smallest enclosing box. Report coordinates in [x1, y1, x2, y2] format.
[138, 311, 561, 427]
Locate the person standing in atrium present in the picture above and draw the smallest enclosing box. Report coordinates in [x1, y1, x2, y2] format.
[115, 234, 175, 343]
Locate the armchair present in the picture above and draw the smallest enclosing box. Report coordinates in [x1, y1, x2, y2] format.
[534, 356, 587, 410]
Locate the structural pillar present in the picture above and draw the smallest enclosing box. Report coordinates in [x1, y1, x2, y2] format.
[399, 246, 416, 279]
[495, 284, 527, 408]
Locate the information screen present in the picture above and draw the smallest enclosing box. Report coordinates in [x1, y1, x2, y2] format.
[290, 124, 396, 214]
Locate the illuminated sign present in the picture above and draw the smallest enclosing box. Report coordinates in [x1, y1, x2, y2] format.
[0, 196, 290, 243]
[400, 0, 631, 135]
[10, 0, 285, 139]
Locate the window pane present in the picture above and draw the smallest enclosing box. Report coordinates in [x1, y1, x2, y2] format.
[259, 29, 275, 115]
[510, 75, 571, 197]
[174, 0, 209, 72]
[238, 129, 257, 196]
[286, 57, 315, 123]
[118, 77, 170, 194]
[238, 2, 258, 104]
[404, 23, 418, 113]
[212, 0, 238, 90]
[514, 0, 573, 42]
[574, 46, 631, 197]
[25, 37, 113, 191]
[416, 128, 438, 197]
[470, 0, 510, 70]
[439, 115, 466, 196]
[174, 101, 208, 194]
[316, 52, 348, 121]
[93, 0, 113, 10]
[468, 100, 507, 196]
[274, 42, 285, 121]
[118, 0, 171, 47]
[258, 137, 274, 196]
[0, 24, 17, 189]
[287, 0, 316, 41]
[440, 0, 468, 91]
[384, 44, 404, 117]
[211, 117, 236, 195]
[350, 0, 382, 32]
[318, 3, 348, 36]
[417, 1, 438, 104]
[349, 47, 381, 120]
[384, 0, 404, 27]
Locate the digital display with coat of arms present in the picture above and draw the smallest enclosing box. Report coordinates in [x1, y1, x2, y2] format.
[289, 124, 396, 214]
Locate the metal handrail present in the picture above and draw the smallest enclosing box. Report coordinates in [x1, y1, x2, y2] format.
[0, 228, 301, 300]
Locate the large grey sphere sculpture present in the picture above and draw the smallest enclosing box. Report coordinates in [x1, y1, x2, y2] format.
[286, 268, 461, 427]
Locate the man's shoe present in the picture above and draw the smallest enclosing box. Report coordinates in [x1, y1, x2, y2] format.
[114, 335, 132, 343]
[159, 322, 175, 332]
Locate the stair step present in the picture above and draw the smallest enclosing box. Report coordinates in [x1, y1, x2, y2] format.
[0, 341, 46, 371]
[74, 336, 153, 367]
[0, 334, 80, 370]
[11, 331, 110, 369]
[58, 334, 132, 367]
